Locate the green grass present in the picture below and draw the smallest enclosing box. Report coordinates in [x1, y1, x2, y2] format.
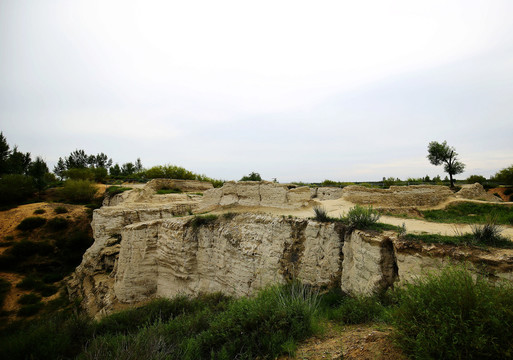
[393, 265, 513, 359]
[404, 231, 513, 248]
[0, 284, 320, 360]
[106, 186, 132, 196]
[422, 202, 513, 225]
[190, 214, 219, 229]
[156, 187, 182, 194]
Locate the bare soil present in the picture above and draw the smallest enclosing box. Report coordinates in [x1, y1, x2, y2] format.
[278, 322, 406, 360]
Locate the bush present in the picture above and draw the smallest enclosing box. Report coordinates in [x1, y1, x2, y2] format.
[504, 188, 513, 196]
[61, 180, 97, 203]
[33, 209, 45, 215]
[0, 278, 11, 309]
[18, 293, 41, 305]
[0, 174, 35, 206]
[17, 303, 43, 317]
[190, 214, 218, 229]
[16, 217, 46, 231]
[54, 206, 68, 214]
[240, 172, 262, 181]
[466, 174, 486, 184]
[9, 241, 53, 257]
[492, 164, 513, 185]
[313, 206, 330, 222]
[46, 217, 69, 231]
[327, 295, 387, 324]
[393, 266, 513, 359]
[471, 220, 509, 246]
[346, 205, 380, 229]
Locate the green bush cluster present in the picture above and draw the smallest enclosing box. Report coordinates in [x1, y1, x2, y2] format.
[1, 284, 318, 360]
[346, 205, 380, 229]
[60, 180, 97, 203]
[190, 214, 219, 229]
[312, 206, 330, 222]
[393, 266, 513, 359]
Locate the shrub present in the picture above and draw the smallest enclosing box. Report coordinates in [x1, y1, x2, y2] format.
[327, 295, 387, 324]
[393, 266, 513, 359]
[9, 240, 53, 257]
[46, 217, 69, 231]
[190, 214, 218, 229]
[18, 293, 41, 305]
[63, 168, 94, 180]
[33, 209, 45, 214]
[471, 220, 509, 246]
[504, 188, 513, 196]
[466, 174, 486, 184]
[346, 205, 380, 229]
[0, 278, 11, 309]
[54, 206, 68, 214]
[17, 303, 43, 317]
[61, 180, 97, 203]
[240, 172, 262, 181]
[313, 206, 330, 222]
[16, 217, 46, 231]
[492, 164, 513, 185]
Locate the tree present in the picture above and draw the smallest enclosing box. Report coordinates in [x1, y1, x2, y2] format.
[28, 156, 49, 193]
[121, 162, 135, 177]
[492, 165, 513, 185]
[6, 146, 31, 175]
[240, 172, 262, 181]
[0, 132, 10, 175]
[65, 149, 89, 169]
[427, 141, 465, 188]
[54, 158, 66, 180]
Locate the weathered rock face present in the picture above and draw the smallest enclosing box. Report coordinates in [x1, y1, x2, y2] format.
[69, 208, 513, 318]
[198, 181, 314, 211]
[341, 185, 455, 207]
[69, 212, 399, 317]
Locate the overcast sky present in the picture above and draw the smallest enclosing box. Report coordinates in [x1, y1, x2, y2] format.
[1, 0, 512, 182]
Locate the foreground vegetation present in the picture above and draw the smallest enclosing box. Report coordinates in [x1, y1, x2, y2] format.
[1, 266, 512, 359]
[421, 201, 513, 225]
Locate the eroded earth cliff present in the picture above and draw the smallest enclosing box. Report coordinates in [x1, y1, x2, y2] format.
[68, 180, 513, 317]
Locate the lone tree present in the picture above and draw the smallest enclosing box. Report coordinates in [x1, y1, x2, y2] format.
[427, 141, 465, 188]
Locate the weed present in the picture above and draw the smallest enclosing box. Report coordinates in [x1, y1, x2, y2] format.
[222, 212, 236, 220]
[190, 214, 218, 229]
[313, 206, 330, 222]
[471, 219, 510, 246]
[16, 217, 47, 231]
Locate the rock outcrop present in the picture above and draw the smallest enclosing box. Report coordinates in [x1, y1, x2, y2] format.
[341, 185, 455, 207]
[456, 183, 502, 202]
[198, 181, 314, 211]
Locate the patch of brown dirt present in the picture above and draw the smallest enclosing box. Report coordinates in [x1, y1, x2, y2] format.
[279, 322, 406, 360]
[488, 187, 513, 202]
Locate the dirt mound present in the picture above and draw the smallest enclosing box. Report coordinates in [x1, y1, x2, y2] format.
[457, 183, 502, 202]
